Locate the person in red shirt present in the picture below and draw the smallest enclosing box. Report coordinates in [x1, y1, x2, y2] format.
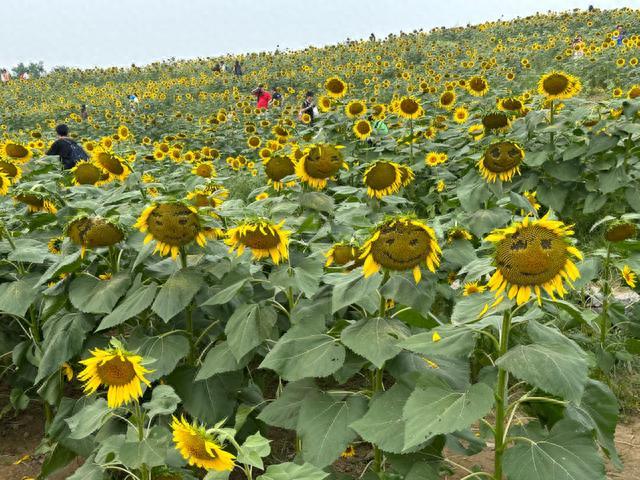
[252, 85, 271, 110]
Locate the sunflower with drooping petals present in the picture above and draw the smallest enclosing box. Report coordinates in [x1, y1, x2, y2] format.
[0, 172, 10, 196]
[478, 141, 524, 182]
[71, 161, 105, 186]
[48, 236, 64, 255]
[171, 416, 235, 471]
[225, 219, 290, 264]
[481, 112, 511, 133]
[447, 227, 473, 242]
[14, 191, 57, 213]
[485, 213, 582, 305]
[66, 215, 125, 257]
[93, 149, 131, 181]
[78, 346, 152, 408]
[192, 161, 217, 178]
[360, 216, 441, 283]
[621, 266, 637, 288]
[264, 154, 296, 190]
[295, 144, 348, 190]
[537, 71, 581, 100]
[398, 164, 415, 187]
[0, 160, 22, 183]
[325, 242, 360, 267]
[1, 141, 32, 163]
[134, 202, 208, 260]
[363, 160, 403, 199]
[604, 220, 637, 242]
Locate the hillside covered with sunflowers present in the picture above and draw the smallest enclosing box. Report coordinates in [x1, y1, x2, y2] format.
[1, 6, 640, 480]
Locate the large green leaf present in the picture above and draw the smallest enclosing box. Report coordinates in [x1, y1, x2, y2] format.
[196, 341, 251, 380]
[0, 274, 41, 317]
[8, 238, 52, 263]
[237, 432, 271, 469]
[496, 321, 588, 402]
[129, 332, 189, 382]
[167, 367, 243, 425]
[257, 462, 329, 480]
[350, 383, 414, 453]
[119, 426, 170, 469]
[66, 398, 110, 439]
[503, 420, 605, 480]
[143, 385, 181, 417]
[69, 273, 131, 314]
[403, 383, 494, 449]
[330, 270, 382, 313]
[152, 268, 203, 322]
[380, 275, 435, 317]
[200, 278, 248, 306]
[297, 392, 368, 467]
[36, 313, 93, 382]
[226, 303, 277, 360]
[340, 317, 408, 368]
[258, 379, 318, 430]
[400, 325, 476, 359]
[260, 325, 345, 381]
[565, 379, 620, 467]
[97, 283, 157, 331]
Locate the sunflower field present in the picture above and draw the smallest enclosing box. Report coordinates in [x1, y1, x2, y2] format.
[2, 6, 640, 480]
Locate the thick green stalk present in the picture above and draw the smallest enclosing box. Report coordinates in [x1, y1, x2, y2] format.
[494, 309, 512, 480]
[600, 243, 612, 346]
[134, 402, 150, 480]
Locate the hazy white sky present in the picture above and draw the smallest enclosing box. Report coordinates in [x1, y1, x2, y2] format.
[0, 0, 635, 69]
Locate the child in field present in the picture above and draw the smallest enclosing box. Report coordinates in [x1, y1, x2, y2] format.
[252, 85, 271, 110]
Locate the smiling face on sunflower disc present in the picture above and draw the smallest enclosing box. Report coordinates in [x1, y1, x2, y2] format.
[304, 145, 343, 179]
[147, 203, 200, 247]
[370, 222, 432, 271]
[483, 142, 523, 173]
[495, 225, 568, 285]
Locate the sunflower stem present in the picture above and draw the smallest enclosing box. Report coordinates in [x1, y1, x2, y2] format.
[409, 119, 414, 162]
[179, 247, 188, 269]
[134, 401, 150, 480]
[186, 305, 195, 365]
[600, 243, 612, 346]
[549, 100, 555, 145]
[493, 308, 513, 480]
[108, 246, 120, 274]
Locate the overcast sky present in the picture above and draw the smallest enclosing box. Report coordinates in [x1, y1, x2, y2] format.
[0, 0, 635, 69]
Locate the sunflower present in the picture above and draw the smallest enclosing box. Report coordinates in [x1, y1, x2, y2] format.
[325, 242, 360, 267]
[1, 141, 32, 163]
[341, 445, 356, 458]
[478, 141, 524, 182]
[438, 90, 456, 110]
[255, 192, 269, 201]
[225, 219, 290, 264]
[396, 96, 423, 119]
[537, 71, 582, 100]
[345, 100, 367, 118]
[0, 160, 22, 183]
[295, 144, 348, 190]
[485, 214, 582, 305]
[481, 112, 511, 133]
[66, 216, 125, 257]
[318, 95, 332, 112]
[523, 191, 541, 212]
[398, 164, 415, 187]
[78, 346, 152, 408]
[325, 76, 348, 98]
[0, 172, 10, 195]
[425, 152, 447, 167]
[14, 192, 57, 213]
[247, 136, 261, 149]
[621, 265, 637, 288]
[171, 416, 235, 471]
[453, 106, 469, 124]
[447, 227, 473, 242]
[628, 85, 640, 100]
[134, 202, 207, 260]
[604, 220, 637, 242]
[436, 180, 445, 192]
[363, 160, 403, 199]
[463, 281, 486, 296]
[468, 124, 485, 141]
[360, 216, 441, 283]
[117, 125, 130, 139]
[71, 161, 104, 185]
[93, 149, 131, 181]
[48, 236, 64, 255]
[353, 119, 372, 139]
[264, 154, 296, 190]
[467, 76, 489, 96]
[192, 162, 217, 178]
[497, 97, 524, 112]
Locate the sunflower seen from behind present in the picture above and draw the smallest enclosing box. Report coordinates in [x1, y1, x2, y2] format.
[171, 416, 235, 471]
[78, 344, 152, 408]
[225, 218, 290, 264]
[360, 216, 441, 283]
[0, 160, 22, 184]
[485, 213, 582, 305]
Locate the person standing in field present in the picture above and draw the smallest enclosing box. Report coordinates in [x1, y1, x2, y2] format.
[80, 104, 88, 120]
[252, 85, 271, 110]
[271, 87, 283, 106]
[299, 91, 316, 124]
[234, 60, 243, 76]
[46, 124, 89, 170]
[0, 69, 10, 83]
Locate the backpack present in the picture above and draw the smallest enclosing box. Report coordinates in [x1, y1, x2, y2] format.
[62, 139, 89, 169]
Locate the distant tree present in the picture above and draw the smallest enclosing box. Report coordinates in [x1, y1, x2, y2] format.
[12, 61, 45, 78]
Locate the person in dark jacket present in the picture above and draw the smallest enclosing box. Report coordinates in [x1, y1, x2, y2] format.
[46, 124, 88, 169]
[234, 60, 243, 76]
[299, 91, 316, 123]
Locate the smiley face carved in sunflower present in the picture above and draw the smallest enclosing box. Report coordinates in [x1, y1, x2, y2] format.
[478, 141, 524, 182]
[296, 144, 348, 189]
